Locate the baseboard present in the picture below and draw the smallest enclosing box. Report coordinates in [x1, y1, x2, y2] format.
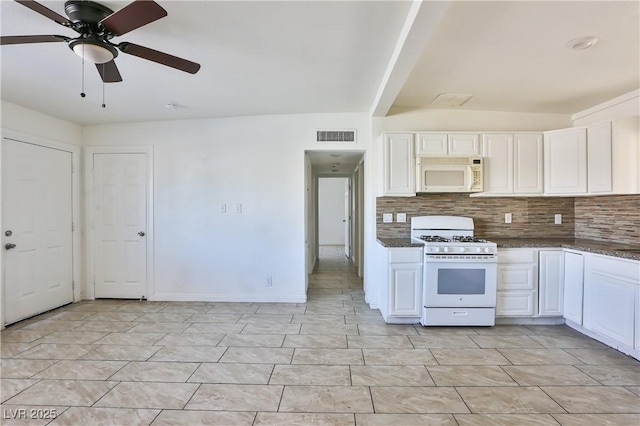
[149, 293, 307, 303]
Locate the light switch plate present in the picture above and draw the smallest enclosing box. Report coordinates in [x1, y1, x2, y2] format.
[220, 203, 227, 213]
[505, 213, 512, 224]
[382, 213, 393, 223]
[396, 213, 407, 223]
[555, 214, 562, 224]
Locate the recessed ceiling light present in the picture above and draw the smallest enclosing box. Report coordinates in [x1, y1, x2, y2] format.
[329, 154, 341, 158]
[165, 103, 179, 110]
[566, 36, 598, 50]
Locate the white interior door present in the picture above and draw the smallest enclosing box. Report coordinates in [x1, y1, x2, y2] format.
[2, 139, 73, 324]
[93, 153, 147, 299]
[344, 179, 350, 259]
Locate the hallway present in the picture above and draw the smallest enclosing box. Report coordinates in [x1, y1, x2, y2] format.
[0, 245, 639, 424]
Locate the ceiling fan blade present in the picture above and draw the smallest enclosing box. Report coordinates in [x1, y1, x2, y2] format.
[1, 34, 70, 45]
[99, 0, 167, 36]
[118, 42, 200, 74]
[15, 0, 71, 26]
[96, 60, 123, 83]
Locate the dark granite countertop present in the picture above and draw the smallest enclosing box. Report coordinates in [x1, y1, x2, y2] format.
[377, 237, 640, 261]
[376, 237, 424, 248]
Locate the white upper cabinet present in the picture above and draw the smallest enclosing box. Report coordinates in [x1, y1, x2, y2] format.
[482, 133, 543, 195]
[416, 133, 481, 156]
[382, 133, 415, 196]
[544, 127, 587, 195]
[587, 121, 613, 193]
[544, 119, 639, 196]
[588, 118, 639, 194]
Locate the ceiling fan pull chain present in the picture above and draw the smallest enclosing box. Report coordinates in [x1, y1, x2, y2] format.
[102, 72, 106, 108]
[80, 43, 86, 98]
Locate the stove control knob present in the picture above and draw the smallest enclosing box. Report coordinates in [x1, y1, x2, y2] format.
[443, 247, 449, 253]
[484, 247, 490, 253]
[459, 247, 465, 253]
[475, 247, 481, 253]
[432, 247, 440, 253]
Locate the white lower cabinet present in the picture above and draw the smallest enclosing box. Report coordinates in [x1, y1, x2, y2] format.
[583, 253, 639, 350]
[562, 250, 584, 325]
[538, 250, 564, 316]
[380, 247, 422, 322]
[496, 249, 538, 317]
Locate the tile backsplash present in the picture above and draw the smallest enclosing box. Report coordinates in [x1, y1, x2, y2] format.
[377, 194, 640, 245]
[574, 195, 639, 244]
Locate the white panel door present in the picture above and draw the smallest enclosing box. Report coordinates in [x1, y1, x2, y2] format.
[344, 179, 350, 259]
[93, 153, 147, 298]
[2, 139, 73, 324]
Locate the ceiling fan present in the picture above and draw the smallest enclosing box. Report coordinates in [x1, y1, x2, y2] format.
[0, 0, 201, 83]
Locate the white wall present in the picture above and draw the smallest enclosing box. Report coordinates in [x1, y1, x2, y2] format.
[1, 101, 82, 145]
[83, 113, 371, 303]
[318, 177, 347, 245]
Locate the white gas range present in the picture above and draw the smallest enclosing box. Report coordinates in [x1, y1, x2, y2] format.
[411, 216, 498, 326]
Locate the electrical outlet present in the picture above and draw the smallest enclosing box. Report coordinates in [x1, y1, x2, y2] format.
[555, 214, 562, 224]
[396, 213, 407, 223]
[236, 203, 243, 214]
[505, 213, 512, 224]
[220, 203, 227, 213]
[266, 277, 272, 286]
[382, 213, 393, 223]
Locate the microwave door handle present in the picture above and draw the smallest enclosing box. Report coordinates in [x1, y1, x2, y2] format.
[466, 166, 473, 191]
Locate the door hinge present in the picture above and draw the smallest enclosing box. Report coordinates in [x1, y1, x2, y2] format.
[71, 222, 75, 232]
[72, 280, 75, 291]
[71, 162, 74, 173]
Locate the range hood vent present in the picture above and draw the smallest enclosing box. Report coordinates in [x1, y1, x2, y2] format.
[316, 130, 356, 143]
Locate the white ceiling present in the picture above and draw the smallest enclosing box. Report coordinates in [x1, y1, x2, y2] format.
[1, 1, 638, 130]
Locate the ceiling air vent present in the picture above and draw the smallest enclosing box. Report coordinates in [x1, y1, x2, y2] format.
[316, 130, 356, 143]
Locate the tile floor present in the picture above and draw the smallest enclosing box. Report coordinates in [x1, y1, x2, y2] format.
[1, 245, 639, 425]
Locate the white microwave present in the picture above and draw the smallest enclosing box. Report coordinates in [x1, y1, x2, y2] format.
[416, 157, 483, 193]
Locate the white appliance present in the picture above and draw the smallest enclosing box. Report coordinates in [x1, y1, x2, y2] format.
[415, 157, 483, 193]
[411, 216, 497, 326]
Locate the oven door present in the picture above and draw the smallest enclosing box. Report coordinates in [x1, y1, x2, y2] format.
[424, 259, 497, 307]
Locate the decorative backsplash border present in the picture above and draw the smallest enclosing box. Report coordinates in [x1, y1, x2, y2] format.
[376, 194, 640, 245]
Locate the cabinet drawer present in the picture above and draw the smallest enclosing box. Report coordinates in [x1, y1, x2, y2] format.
[389, 249, 423, 264]
[496, 291, 536, 316]
[498, 249, 538, 264]
[590, 254, 640, 283]
[498, 265, 536, 290]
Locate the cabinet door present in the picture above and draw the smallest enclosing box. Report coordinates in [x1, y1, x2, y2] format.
[539, 250, 564, 316]
[514, 133, 543, 194]
[563, 251, 584, 325]
[383, 133, 415, 196]
[544, 128, 587, 194]
[448, 133, 481, 155]
[482, 133, 514, 194]
[584, 254, 638, 348]
[388, 263, 422, 316]
[587, 121, 613, 194]
[416, 133, 448, 156]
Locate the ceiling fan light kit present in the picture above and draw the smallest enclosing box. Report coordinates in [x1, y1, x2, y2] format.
[1, 0, 201, 101]
[70, 37, 117, 64]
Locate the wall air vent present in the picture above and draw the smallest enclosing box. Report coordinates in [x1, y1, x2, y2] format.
[316, 130, 356, 143]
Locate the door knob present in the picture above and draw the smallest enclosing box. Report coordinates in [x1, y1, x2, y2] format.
[138, 231, 145, 237]
[5, 243, 16, 250]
